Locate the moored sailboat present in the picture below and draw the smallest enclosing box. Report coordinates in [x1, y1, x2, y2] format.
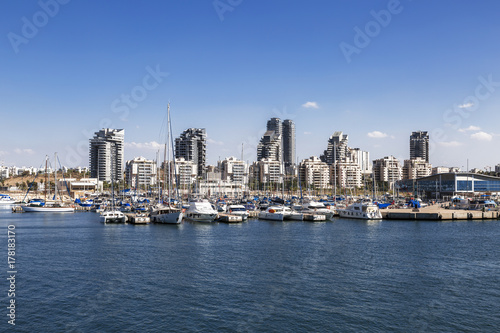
[151, 103, 184, 224]
[21, 154, 75, 213]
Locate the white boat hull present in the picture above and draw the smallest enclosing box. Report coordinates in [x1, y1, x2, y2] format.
[100, 211, 126, 223]
[284, 213, 303, 221]
[185, 213, 217, 223]
[22, 205, 75, 213]
[258, 212, 284, 221]
[153, 211, 183, 224]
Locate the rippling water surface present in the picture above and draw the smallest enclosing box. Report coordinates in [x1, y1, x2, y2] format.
[1, 207, 500, 332]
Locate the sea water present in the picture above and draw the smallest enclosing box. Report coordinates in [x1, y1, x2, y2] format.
[1, 207, 500, 332]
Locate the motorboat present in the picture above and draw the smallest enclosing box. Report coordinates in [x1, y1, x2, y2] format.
[185, 199, 218, 222]
[258, 206, 285, 221]
[99, 210, 126, 223]
[227, 204, 250, 221]
[337, 201, 382, 220]
[301, 201, 335, 220]
[0, 194, 16, 205]
[150, 204, 184, 224]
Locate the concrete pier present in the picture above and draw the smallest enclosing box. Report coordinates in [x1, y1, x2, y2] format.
[382, 204, 500, 221]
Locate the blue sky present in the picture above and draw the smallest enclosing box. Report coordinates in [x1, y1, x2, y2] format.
[1, 0, 500, 170]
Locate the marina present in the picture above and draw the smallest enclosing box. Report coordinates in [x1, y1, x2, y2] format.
[8, 195, 500, 222]
[3, 206, 500, 332]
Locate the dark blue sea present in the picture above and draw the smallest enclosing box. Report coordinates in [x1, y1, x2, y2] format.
[1, 206, 500, 332]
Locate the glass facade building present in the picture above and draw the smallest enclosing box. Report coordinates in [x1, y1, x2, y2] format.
[396, 173, 500, 197]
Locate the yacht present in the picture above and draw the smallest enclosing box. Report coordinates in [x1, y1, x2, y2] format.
[258, 206, 285, 221]
[22, 203, 75, 213]
[150, 204, 184, 224]
[302, 201, 335, 220]
[185, 199, 218, 222]
[22, 199, 75, 213]
[99, 210, 126, 223]
[0, 194, 16, 205]
[227, 205, 250, 221]
[284, 206, 303, 221]
[337, 201, 382, 220]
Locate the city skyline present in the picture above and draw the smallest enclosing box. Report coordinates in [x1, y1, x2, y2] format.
[1, 1, 500, 170]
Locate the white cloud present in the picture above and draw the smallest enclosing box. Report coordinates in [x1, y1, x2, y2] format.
[458, 102, 474, 109]
[304, 131, 312, 135]
[207, 138, 224, 146]
[437, 141, 463, 147]
[302, 101, 319, 109]
[125, 141, 163, 150]
[13, 148, 34, 155]
[458, 125, 481, 133]
[0, 151, 9, 157]
[470, 131, 493, 141]
[367, 131, 388, 138]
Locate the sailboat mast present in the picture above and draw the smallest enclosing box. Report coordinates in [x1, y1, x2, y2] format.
[167, 103, 171, 206]
[163, 137, 167, 204]
[54, 152, 57, 201]
[334, 142, 337, 201]
[44, 155, 48, 201]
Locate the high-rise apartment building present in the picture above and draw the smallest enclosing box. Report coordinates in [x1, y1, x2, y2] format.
[282, 119, 296, 167]
[321, 131, 349, 165]
[257, 118, 295, 166]
[257, 118, 282, 162]
[89, 128, 124, 182]
[410, 131, 429, 163]
[257, 130, 282, 162]
[175, 128, 206, 177]
[267, 117, 282, 137]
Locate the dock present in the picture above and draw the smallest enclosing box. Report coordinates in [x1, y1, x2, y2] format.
[12, 206, 23, 213]
[382, 204, 500, 221]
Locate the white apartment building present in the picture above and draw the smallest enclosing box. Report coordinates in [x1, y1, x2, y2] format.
[332, 162, 363, 189]
[349, 148, 372, 175]
[173, 157, 197, 188]
[403, 158, 432, 180]
[89, 128, 124, 182]
[372, 156, 403, 183]
[219, 156, 248, 185]
[249, 158, 283, 185]
[125, 157, 157, 188]
[299, 156, 330, 189]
